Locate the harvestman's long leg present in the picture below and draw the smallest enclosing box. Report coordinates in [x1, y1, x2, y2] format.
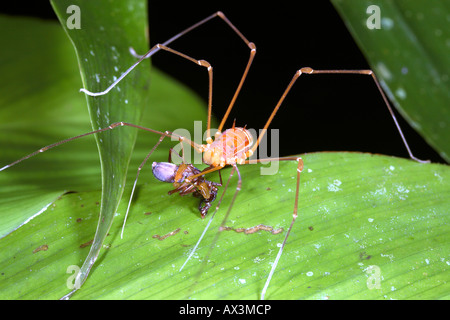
[120, 133, 182, 239]
[115, 42, 216, 143]
[199, 164, 243, 265]
[80, 11, 256, 141]
[168, 147, 186, 164]
[181, 157, 302, 300]
[0, 120, 204, 236]
[0, 120, 205, 238]
[239, 68, 427, 299]
[178, 164, 242, 300]
[79, 12, 220, 98]
[178, 164, 235, 272]
[0, 122, 201, 171]
[251, 67, 429, 163]
[244, 156, 304, 300]
[1, 121, 202, 237]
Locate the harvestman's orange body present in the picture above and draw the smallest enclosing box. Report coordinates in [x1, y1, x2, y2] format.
[202, 126, 254, 167]
[0, 11, 428, 300]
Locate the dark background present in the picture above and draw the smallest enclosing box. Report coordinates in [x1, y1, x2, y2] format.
[1, 1, 445, 163]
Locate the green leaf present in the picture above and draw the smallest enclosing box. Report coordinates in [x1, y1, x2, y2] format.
[331, 0, 450, 162]
[0, 14, 94, 238]
[1, 151, 448, 299]
[49, 0, 152, 295]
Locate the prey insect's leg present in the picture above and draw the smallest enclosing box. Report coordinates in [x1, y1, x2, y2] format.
[244, 156, 304, 300]
[217, 168, 224, 186]
[178, 139, 188, 164]
[183, 165, 224, 184]
[179, 141, 186, 163]
[251, 68, 429, 163]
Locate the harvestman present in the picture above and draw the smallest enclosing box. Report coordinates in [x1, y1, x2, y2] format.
[0, 12, 429, 299]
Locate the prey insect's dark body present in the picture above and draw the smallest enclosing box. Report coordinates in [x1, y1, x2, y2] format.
[152, 161, 221, 218]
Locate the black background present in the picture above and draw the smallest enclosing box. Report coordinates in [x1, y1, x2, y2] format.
[1, 1, 446, 163]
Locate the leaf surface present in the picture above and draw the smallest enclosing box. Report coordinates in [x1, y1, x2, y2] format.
[332, 0, 450, 162]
